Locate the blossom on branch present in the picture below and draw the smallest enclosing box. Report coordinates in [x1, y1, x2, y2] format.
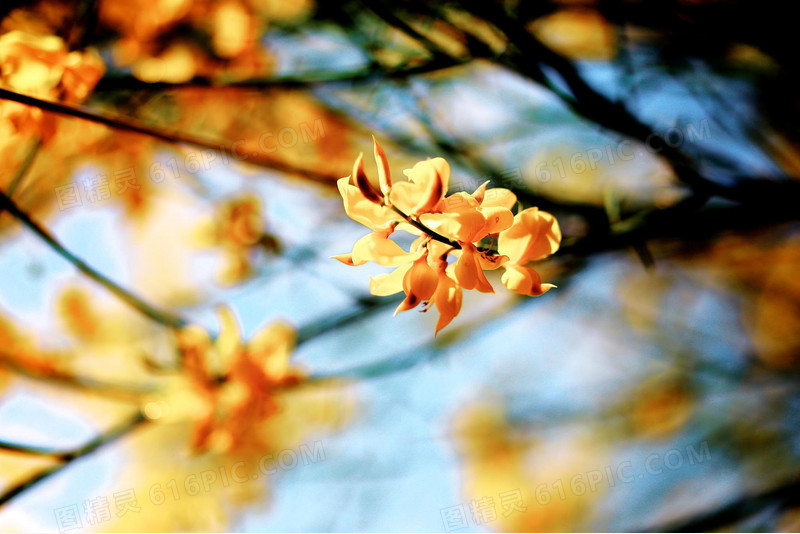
[333, 138, 562, 334]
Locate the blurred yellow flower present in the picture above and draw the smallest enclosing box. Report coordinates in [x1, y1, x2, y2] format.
[194, 194, 269, 284]
[0, 29, 105, 142]
[145, 306, 303, 454]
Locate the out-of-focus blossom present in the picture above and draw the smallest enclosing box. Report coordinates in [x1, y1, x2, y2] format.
[99, 0, 286, 82]
[334, 138, 560, 333]
[193, 194, 272, 285]
[454, 401, 605, 532]
[144, 306, 303, 454]
[0, 30, 105, 142]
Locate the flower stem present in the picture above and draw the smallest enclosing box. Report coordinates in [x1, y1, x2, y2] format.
[389, 205, 461, 249]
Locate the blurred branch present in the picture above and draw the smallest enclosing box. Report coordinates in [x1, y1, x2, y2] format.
[0, 411, 146, 507]
[646, 474, 800, 532]
[0, 190, 187, 329]
[0, 88, 338, 184]
[297, 295, 400, 345]
[93, 54, 475, 93]
[3, 138, 41, 200]
[0, 352, 154, 402]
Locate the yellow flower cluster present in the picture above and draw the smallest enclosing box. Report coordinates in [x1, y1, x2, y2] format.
[0, 30, 105, 138]
[334, 138, 562, 333]
[145, 307, 302, 454]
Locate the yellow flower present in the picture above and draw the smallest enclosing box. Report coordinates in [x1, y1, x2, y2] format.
[0, 30, 105, 140]
[147, 306, 303, 454]
[0, 30, 105, 101]
[334, 138, 561, 333]
[497, 207, 562, 296]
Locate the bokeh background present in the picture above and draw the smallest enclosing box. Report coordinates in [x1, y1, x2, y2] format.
[2, 0, 800, 531]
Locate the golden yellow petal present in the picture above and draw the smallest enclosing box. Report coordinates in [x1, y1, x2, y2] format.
[370, 263, 412, 296]
[419, 209, 486, 243]
[353, 152, 383, 204]
[352, 232, 417, 267]
[481, 188, 518, 210]
[373, 136, 392, 198]
[479, 206, 514, 235]
[433, 273, 463, 334]
[497, 207, 562, 264]
[501, 263, 556, 297]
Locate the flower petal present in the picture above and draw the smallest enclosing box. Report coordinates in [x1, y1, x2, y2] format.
[370, 263, 412, 296]
[331, 253, 356, 266]
[402, 158, 449, 215]
[215, 305, 241, 375]
[441, 191, 480, 213]
[352, 231, 418, 267]
[433, 272, 463, 334]
[373, 136, 392, 198]
[338, 176, 395, 230]
[419, 210, 486, 243]
[353, 152, 383, 204]
[501, 263, 556, 296]
[249, 321, 296, 380]
[479, 206, 514, 235]
[453, 242, 494, 293]
[395, 256, 439, 314]
[481, 188, 517, 210]
[497, 207, 562, 264]
[471, 181, 491, 204]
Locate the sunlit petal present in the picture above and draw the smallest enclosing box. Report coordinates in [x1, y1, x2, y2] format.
[370, 263, 412, 296]
[501, 263, 556, 296]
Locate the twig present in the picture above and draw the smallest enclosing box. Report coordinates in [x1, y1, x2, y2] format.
[0, 411, 147, 507]
[644, 475, 800, 532]
[0, 88, 338, 185]
[0, 191, 187, 329]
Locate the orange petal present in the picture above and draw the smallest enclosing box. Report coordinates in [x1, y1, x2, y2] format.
[338, 176, 395, 230]
[403, 158, 449, 215]
[453, 242, 494, 293]
[478, 252, 509, 270]
[497, 207, 562, 264]
[501, 263, 556, 296]
[395, 256, 439, 314]
[249, 321, 296, 380]
[352, 231, 417, 267]
[440, 191, 480, 213]
[331, 253, 356, 266]
[373, 136, 392, 198]
[480, 206, 514, 235]
[433, 272, 463, 334]
[215, 305, 242, 374]
[353, 152, 383, 205]
[419, 209, 486, 243]
[471, 181, 491, 204]
[481, 188, 517, 210]
[370, 263, 412, 296]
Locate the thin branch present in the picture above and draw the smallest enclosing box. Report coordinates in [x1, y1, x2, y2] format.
[645, 474, 800, 532]
[0, 411, 147, 507]
[0, 352, 154, 402]
[0, 190, 187, 329]
[0, 88, 338, 185]
[93, 54, 474, 93]
[3, 138, 41, 199]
